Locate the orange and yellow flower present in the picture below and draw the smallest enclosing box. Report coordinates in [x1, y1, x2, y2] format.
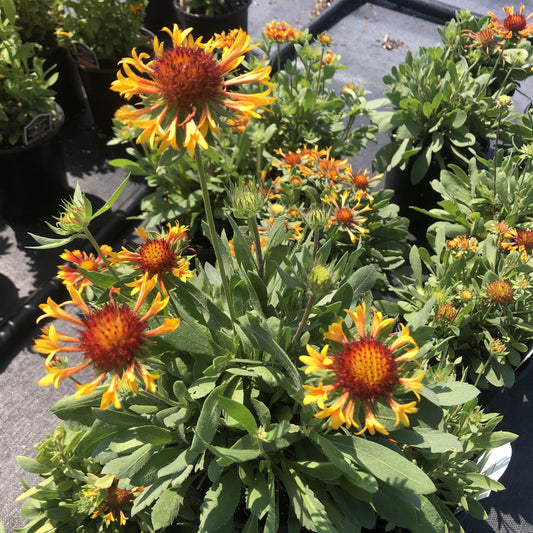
[489, 4, 533, 41]
[501, 227, 533, 259]
[263, 20, 303, 43]
[112, 25, 275, 156]
[323, 190, 371, 243]
[35, 276, 180, 409]
[445, 235, 478, 258]
[57, 245, 113, 291]
[110, 222, 193, 296]
[300, 303, 423, 435]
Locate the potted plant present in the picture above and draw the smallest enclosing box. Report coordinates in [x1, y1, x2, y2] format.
[371, 8, 533, 244]
[173, 0, 252, 40]
[4, 0, 86, 117]
[54, 0, 149, 133]
[0, 12, 69, 222]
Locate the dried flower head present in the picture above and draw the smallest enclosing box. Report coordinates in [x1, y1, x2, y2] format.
[486, 280, 514, 304]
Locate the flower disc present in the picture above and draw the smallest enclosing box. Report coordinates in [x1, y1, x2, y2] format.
[152, 47, 223, 108]
[80, 304, 147, 372]
[335, 339, 399, 401]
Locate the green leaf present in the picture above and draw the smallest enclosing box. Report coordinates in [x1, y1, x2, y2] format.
[93, 408, 151, 428]
[279, 463, 340, 532]
[16, 456, 50, 475]
[470, 431, 518, 450]
[191, 382, 229, 453]
[198, 469, 242, 532]
[427, 382, 480, 406]
[311, 433, 378, 493]
[236, 318, 301, 391]
[246, 471, 270, 520]
[331, 435, 435, 495]
[102, 443, 156, 479]
[93, 176, 130, 218]
[218, 396, 258, 436]
[208, 434, 261, 467]
[151, 487, 183, 530]
[135, 426, 177, 445]
[394, 427, 463, 454]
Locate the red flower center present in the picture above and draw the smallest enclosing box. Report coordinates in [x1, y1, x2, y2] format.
[516, 229, 533, 251]
[138, 239, 178, 277]
[336, 207, 353, 224]
[505, 13, 527, 32]
[335, 339, 399, 401]
[352, 173, 369, 189]
[152, 47, 223, 108]
[105, 482, 133, 510]
[80, 304, 147, 372]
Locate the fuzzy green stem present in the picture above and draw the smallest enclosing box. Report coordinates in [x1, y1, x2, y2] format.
[288, 292, 316, 353]
[195, 145, 236, 323]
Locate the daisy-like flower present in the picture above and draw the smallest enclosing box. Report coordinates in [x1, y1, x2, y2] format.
[489, 4, 533, 42]
[263, 20, 303, 43]
[111, 26, 275, 156]
[323, 190, 371, 243]
[57, 245, 113, 291]
[341, 168, 382, 201]
[110, 223, 193, 296]
[86, 477, 143, 526]
[300, 303, 423, 435]
[35, 276, 180, 409]
[501, 227, 533, 259]
[461, 27, 504, 56]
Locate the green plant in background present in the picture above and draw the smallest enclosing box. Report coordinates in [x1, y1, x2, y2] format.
[10, 0, 61, 49]
[372, 7, 533, 186]
[177, 0, 248, 17]
[55, 0, 148, 66]
[372, 44, 500, 185]
[391, 229, 533, 388]
[0, 13, 58, 147]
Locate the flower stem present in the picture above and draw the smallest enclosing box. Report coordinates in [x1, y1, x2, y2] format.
[84, 227, 121, 283]
[288, 292, 316, 353]
[195, 146, 236, 323]
[249, 216, 264, 279]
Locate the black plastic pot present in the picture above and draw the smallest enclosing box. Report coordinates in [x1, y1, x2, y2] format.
[0, 103, 70, 223]
[42, 47, 86, 119]
[145, 0, 180, 39]
[173, 0, 251, 40]
[384, 164, 442, 247]
[78, 63, 124, 135]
